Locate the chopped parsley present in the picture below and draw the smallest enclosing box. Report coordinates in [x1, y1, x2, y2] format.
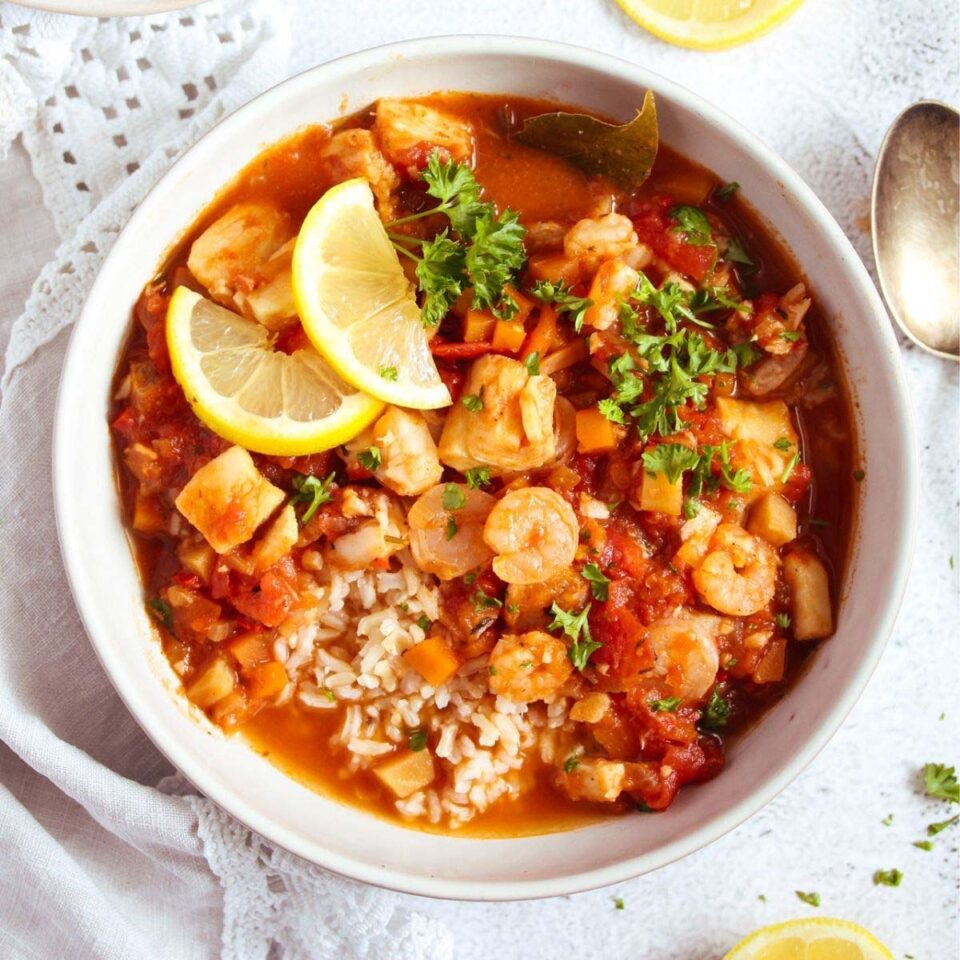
[408, 729, 428, 752]
[700, 687, 731, 730]
[461, 393, 484, 413]
[682, 497, 701, 520]
[563, 754, 581, 774]
[415, 614, 432, 633]
[581, 562, 611, 601]
[530, 279, 593, 333]
[913, 840, 933, 851]
[148, 597, 173, 632]
[613, 897, 625, 911]
[378, 365, 399, 381]
[775, 613, 792, 629]
[780, 330, 803, 342]
[774, 437, 793, 451]
[853, 469, 865, 482]
[669, 205, 713, 246]
[795, 891, 821, 907]
[471, 588, 502, 611]
[922, 763, 959, 803]
[442, 483, 467, 511]
[649, 696, 682, 713]
[723, 236, 756, 272]
[642, 443, 700, 484]
[780, 451, 801, 484]
[444, 516, 458, 541]
[872, 869, 903, 887]
[688, 442, 753, 496]
[356, 446, 381, 471]
[714, 181, 740, 202]
[290, 471, 336, 524]
[523, 351, 541, 376]
[464, 466, 491, 489]
[598, 398, 628, 424]
[548, 602, 602, 670]
[881, 813, 894, 827]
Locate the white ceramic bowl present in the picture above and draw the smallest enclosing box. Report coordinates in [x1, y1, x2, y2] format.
[53, 36, 917, 901]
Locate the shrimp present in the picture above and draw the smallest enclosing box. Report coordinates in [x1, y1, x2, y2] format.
[488, 630, 573, 703]
[645, 611, 723, 701]
[564, 213, 639, 271]
[345, 406, 442, 497]
[374, 99, 474, 175]
[482, 487, 579, 585]
[407, 483, 495, 580]
[692, 523, 778, 616]
[438, 355, 556, 473]
[582, 259, 639, 331]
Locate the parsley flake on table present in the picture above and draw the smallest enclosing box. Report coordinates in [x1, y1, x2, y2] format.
[795, 891, 821, 907]
[881, 813, 894, 827]
[927, 814, 959, 836]
[581, 562, 611, 601]
[922, 763, 959, 803]
[913, 840, 933, 851]
[872, 868, 903, 887]
[613, 897, 625, 911]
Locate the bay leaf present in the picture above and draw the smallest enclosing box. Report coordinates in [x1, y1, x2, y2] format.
[513, 90, 658, 191]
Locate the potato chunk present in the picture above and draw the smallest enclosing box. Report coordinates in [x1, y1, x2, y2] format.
[375, 98, 474, 173]
[638, 469, 683, 516]
[187, 202, 291, 307]
[716, 396, 799, 495]
[783, 549, 833, 640]
[187, 656, 236, 709]
[252, 504, 298, 573]
[747, 493, 798, 547]
[374, 749, 436, 799]
[569, 693, 611, 724]
[175, 446, 285, 553]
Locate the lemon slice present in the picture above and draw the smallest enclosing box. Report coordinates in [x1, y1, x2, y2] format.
[291, 178, 451, 410]
[166, 286, 383, 455]
[723, 918, 894, 960]
[615, 0, 804, 50]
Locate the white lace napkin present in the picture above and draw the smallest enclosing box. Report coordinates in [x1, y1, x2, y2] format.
[0, 4, 452, 958]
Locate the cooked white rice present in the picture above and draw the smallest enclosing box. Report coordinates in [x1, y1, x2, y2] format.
[271, 548, 569, 827]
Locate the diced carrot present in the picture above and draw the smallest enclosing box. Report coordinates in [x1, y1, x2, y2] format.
[575, 408, 619, 454]
[522, 304, 563, 358]
[228, 630, 273, 669]
[132, 493, 166, 535]
[527, 252, 583, 285]
[402, 635, 461, 687]
[247, 660, 289, 701]
[463, 309, 497, 342]
[492, 319, 527, 354]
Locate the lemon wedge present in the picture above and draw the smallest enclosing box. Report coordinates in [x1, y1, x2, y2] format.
[166, 286, 383, 455]
[723, 918, 895, 960]
[291, 178, 451, 410]
[615, 0, 804, 50]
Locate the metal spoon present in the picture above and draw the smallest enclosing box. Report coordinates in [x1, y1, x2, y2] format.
[871, 100, 959, 360]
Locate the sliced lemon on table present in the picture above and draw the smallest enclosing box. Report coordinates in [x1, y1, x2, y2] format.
[615, 0, 804, 50]
[166, 286, 383, 456]
[723, 918, 894, 960]
[291, 178, 451, 410]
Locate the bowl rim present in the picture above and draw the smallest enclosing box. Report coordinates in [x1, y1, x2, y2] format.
[53, 33, 918, 901]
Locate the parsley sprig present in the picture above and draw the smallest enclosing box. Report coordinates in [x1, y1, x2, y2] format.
[548, 602, 602, 671]
[388, 153, 526, 325]
[290, 472, 336, 524]
[530, 279, 593, 333]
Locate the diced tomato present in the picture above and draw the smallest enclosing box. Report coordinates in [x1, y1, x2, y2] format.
[781, 461, 813, 502]
[590, 602, 651, 681]
[628, 738, 725, 810]
[231, 566, 298, 628]
[111, 406, 136, 437]
[604, 526, 648, 579]
[630, 195, 717, 283]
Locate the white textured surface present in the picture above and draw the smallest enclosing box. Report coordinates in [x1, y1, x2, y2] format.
[0, 1, 957, 958]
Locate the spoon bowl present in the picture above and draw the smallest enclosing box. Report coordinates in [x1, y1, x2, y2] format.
[871, 100, 960, 359]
